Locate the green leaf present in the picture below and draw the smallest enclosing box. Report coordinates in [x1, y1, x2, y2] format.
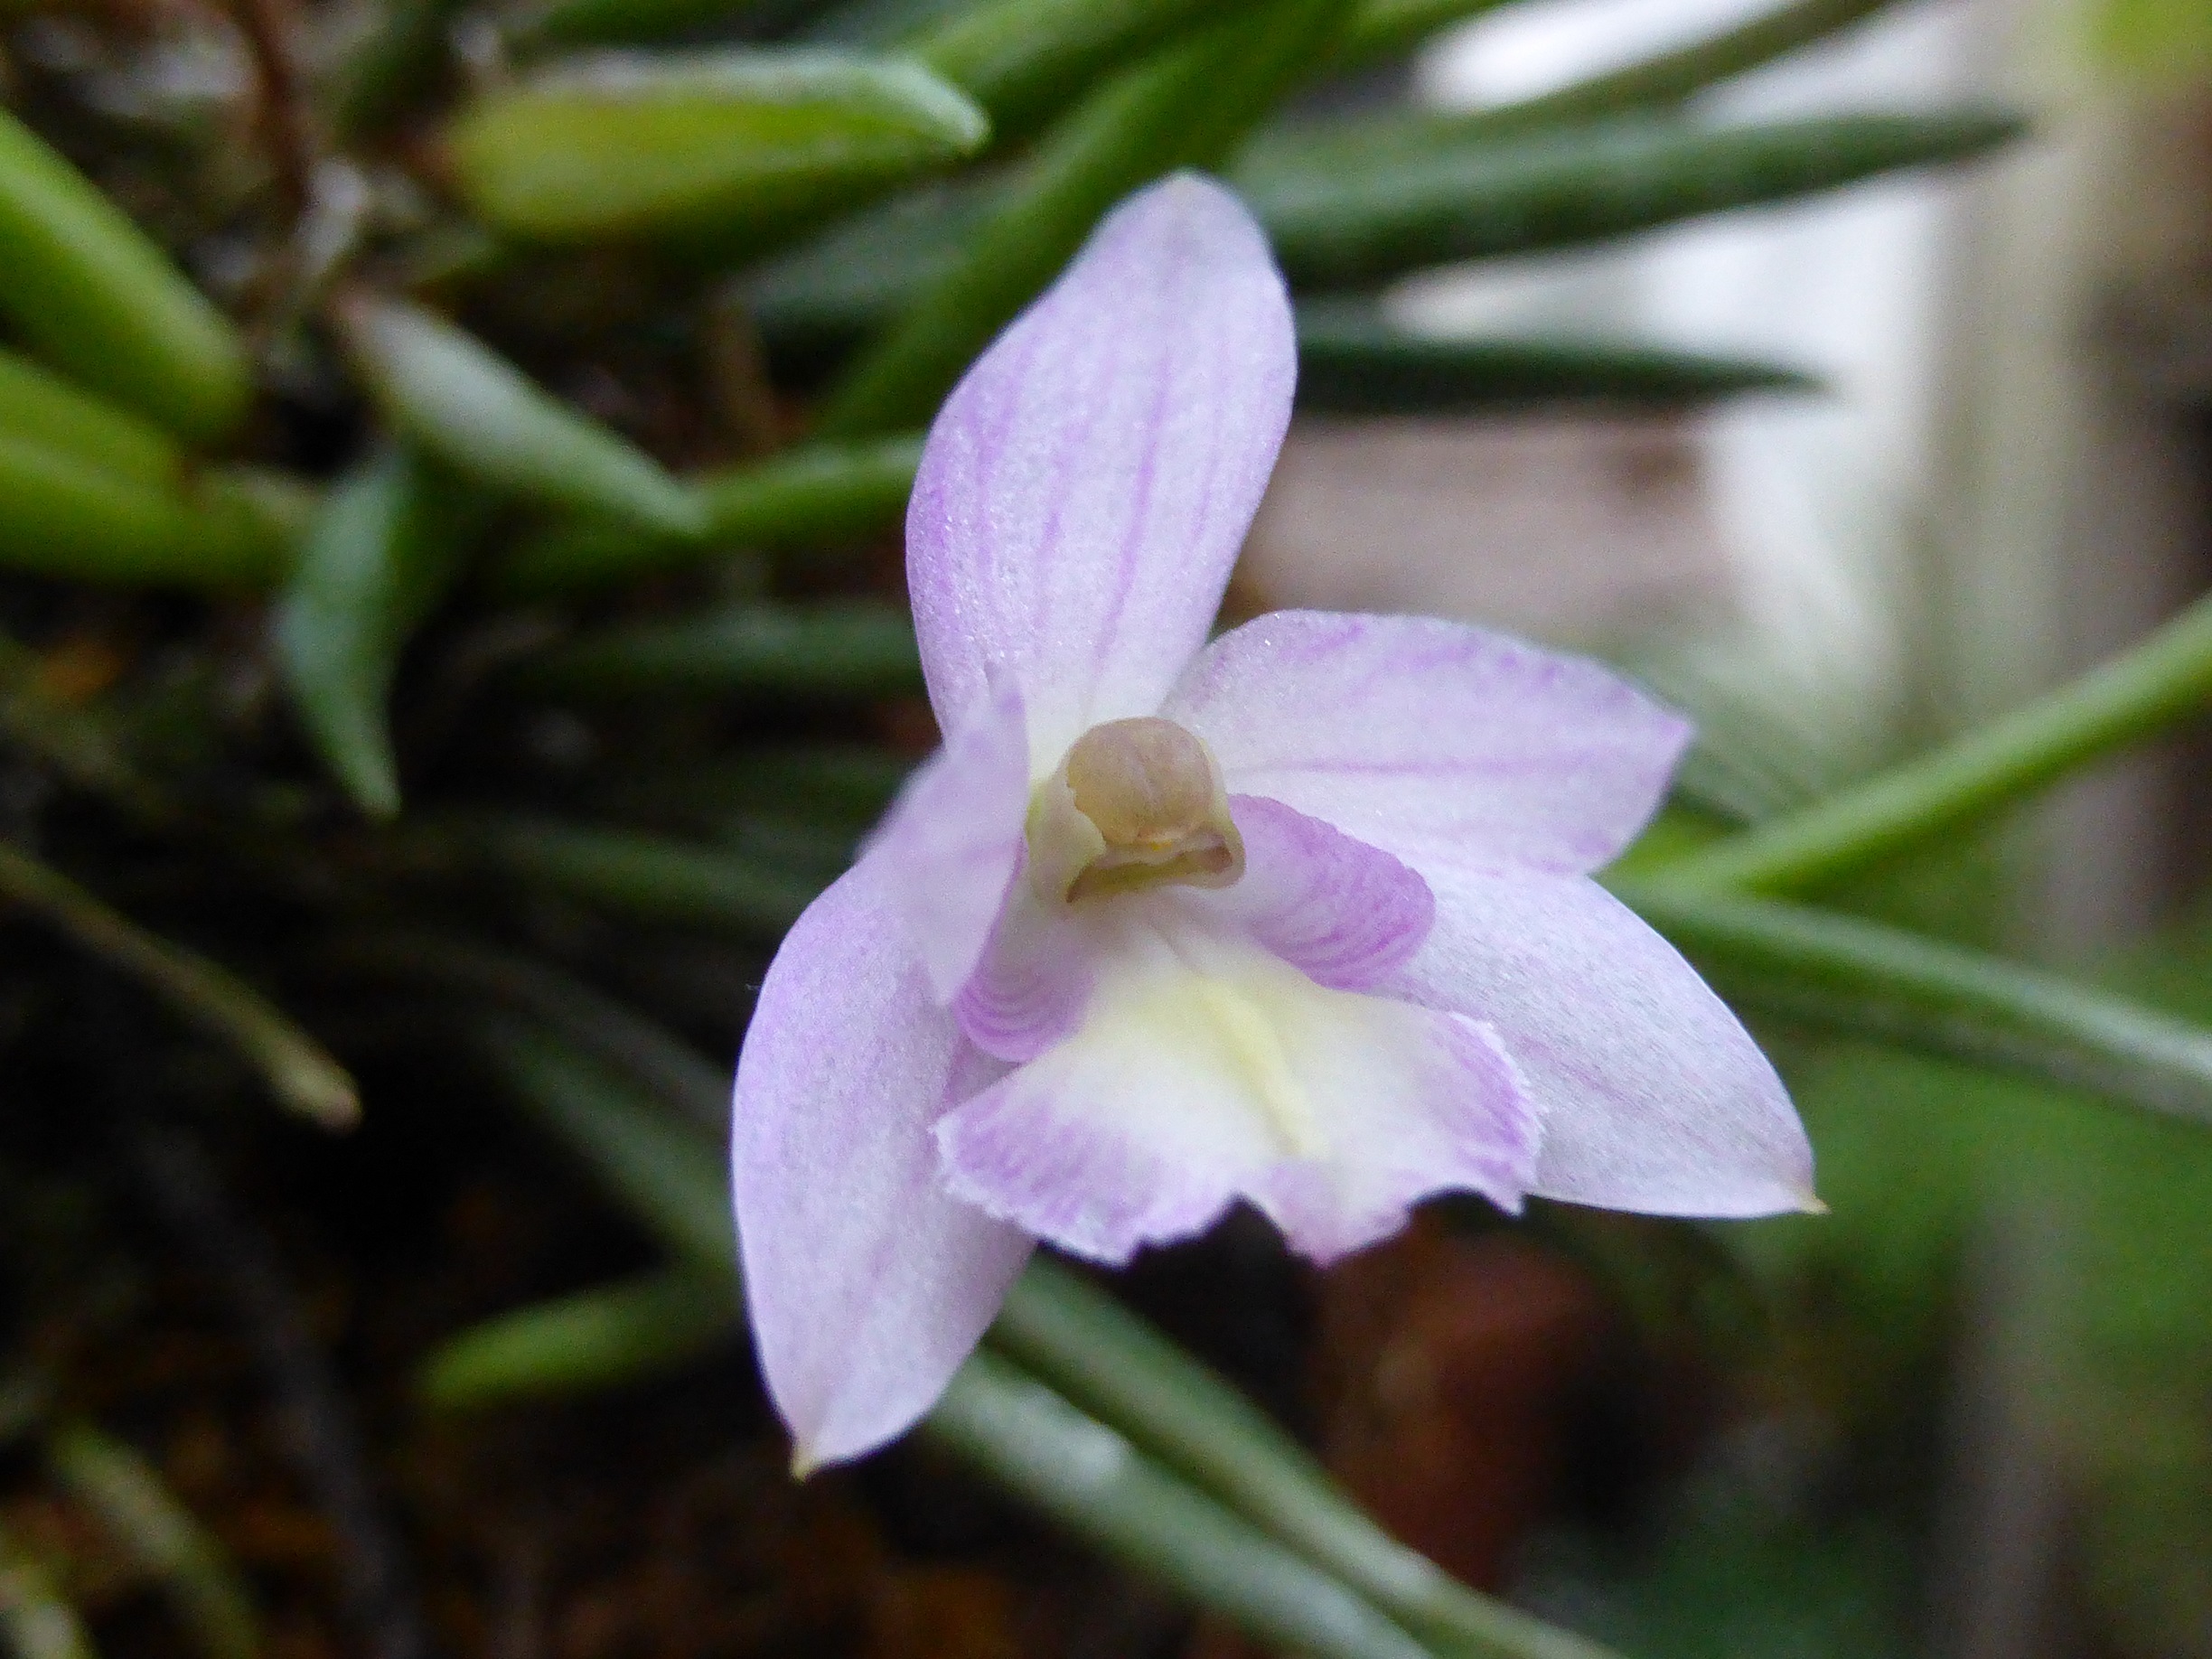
[904, 0, 1227, 137]
[0, 1519, 96, 1659]
[1239, 111, 2024, 289]
[1619, 882, 2212, 1130]
[445, 49, 989, 245]
[0, 435, 294, 588]
[329, 0, 474, 136]
[1653, 588, 2212, 895]
[466, 1012, 737, 1269]
[45, 1425, 258, 1659]
[0, 108, 251, 444]
[1294, 300, 1818, 411]
[0, 346, 181, 486]
[458, 816, 824, 935]
[1339, 0, 1902, 127]
[273, 448, 489, 818]
[926, 1351, 1439, 1659]
[0, 840, 358, 1129]
[996, 1263, 1626, 1659]
[490, 434, 922, 597]
[1334, 0, 1512, 66]
[515, 600, 921, 698]
[815, 0, 1354, 436]
[418, 1271, 737, 1408]
[334, 293, 703, 535]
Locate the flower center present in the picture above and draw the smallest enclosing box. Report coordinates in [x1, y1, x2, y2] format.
[1027, 717, 1245, 905]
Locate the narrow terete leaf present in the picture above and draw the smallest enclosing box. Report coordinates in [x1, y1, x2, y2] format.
[0, 1521, 96, 1659]
[1295, 300, 1818, 410]
[926, 1352, 1439, 1659]
[0, 841, 358, 1129]
[1333, 0, 1513, 66]
[0, 346, 181, 485]
[46, 1425, 258, 1659]
[490, 435, 923, 598]
[1239, 112, 2024, 288]
[461, 816, 824, 935]
[418, 1271, 737, 1408]
[334, 292, 705, 535]
[904, 0, 1225, 137]
[515, 601, 921, 698]
[445, 50, 989, 245]
[0, 107, 251, 443]
[0, 436, 293, 588]
[1655, 588, 2212, 894]
[816, 0, 1353, 436]
[1622, 881, 2212, 1129]
[274, 448, 490, 817]
[993, 1263, 1626, 1659]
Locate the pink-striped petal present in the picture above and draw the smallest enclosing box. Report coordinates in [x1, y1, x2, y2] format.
[867, 679, 1031, 1004]
[1164, 610, 1692, 878]
[906, 173, 1295, 760]
[731, 856, 1031, 1470]
[937, 925, 1538, 1266]
[1382, 867, 1814, 1216]
[952, 793, 1432, 1062]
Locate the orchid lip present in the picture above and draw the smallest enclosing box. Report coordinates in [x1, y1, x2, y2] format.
[1026, 716, 1246, 906]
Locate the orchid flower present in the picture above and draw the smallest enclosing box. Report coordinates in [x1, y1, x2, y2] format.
[731, 173, 1815, 1472]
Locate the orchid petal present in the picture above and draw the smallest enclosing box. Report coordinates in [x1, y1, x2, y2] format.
[954, 793, 1432, 1062]
[869, 679, 1031, 1003]
[732, 856, 1031, 1469]
[906, 173, 1296, 759]
[1165, 610, 1692, 877]
[1195, 795, 1434, 989]
[938, 924, 1538, 1266]
[1383, 868, 1814, 1216]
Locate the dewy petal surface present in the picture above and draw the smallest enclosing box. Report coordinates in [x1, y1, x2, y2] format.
[938, 915, 1538, 1267]
[1383, 867, 1814, 1216]
[732, 857, 1032, 1469]
[906, 173, 1296, 758]
[1165, 611, 1692, 878]
[867, 679, 1031, 1003]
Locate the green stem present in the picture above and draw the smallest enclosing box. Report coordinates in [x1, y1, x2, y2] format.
[1655, 588, 2212, 895]
[925, 1349, 1440, 1659]
[0, 840, 358, 1129]
[1620, 881, 2212, 1126]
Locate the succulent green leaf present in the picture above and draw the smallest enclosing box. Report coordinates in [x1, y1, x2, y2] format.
[0, 108, 251, 444]
[927, 1352, 1439, 1659]
[445, 49, 989, 244]
[516, 600, 921, 698]
[0, 346, 182, 486]
[904, 0, 1227, 137]
[417, 1272, 737, 1408]
[1334, 0, 1513, 66]
[1294, 300, 1819, 410]
[0, 841, 358, 1129]
[0, 434, 294, 588]
[0, 1520, 96, 1659]
[816, 0, 1354, 436]
[273, 448, 490, 819]
[1239, 111, 2024, 288]
[334, 292, 703, 534]
[491, 435, 922, 597]
[1621, 882, 2212, 1130]
[460, 816, 824, 935]
[1657, 588, 2212, 895]
[46, 1425, 258, 1659]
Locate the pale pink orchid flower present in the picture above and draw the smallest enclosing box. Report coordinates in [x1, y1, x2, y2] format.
[731, 173, 1815, 1472]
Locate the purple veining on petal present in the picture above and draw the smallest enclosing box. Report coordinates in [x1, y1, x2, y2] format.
[936, 940, 1542, 1267]
[906, 173, 1296, 759]
[1382, 866, 1813, 1217]
[867, 678, 1033, 1005]
[732, 856, 1031, 1469]
[1191, 794, 1435, 990]
[953, 864, 1097, 1063]
[1165, 610, 1692, 878]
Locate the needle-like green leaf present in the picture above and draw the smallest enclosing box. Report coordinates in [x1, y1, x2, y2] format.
[514, 600, 921, 698]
